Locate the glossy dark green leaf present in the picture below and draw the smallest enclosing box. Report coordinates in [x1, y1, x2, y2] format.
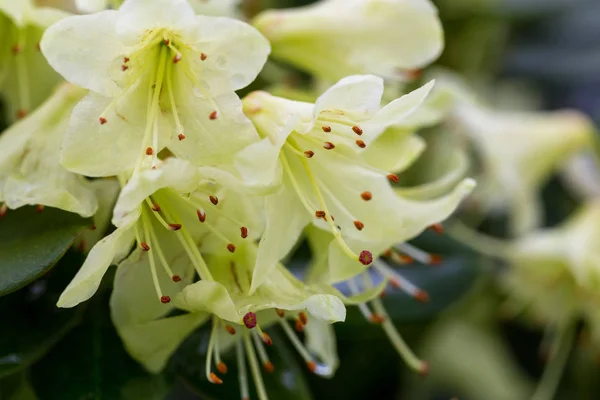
[30, 295, 168, 400]
[0, 252, 86, 378]
[0, 206, 91, 296]
[172, 327, 313, 400]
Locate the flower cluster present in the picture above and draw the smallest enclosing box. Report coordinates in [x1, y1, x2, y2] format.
[0, 0, 477, 398]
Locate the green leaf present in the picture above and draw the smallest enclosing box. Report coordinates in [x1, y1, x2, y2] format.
[29, 295, 168, 400]
[172, 327, 313, 400]
[0, 252, 86, 379]
[0, 206, 91, 296]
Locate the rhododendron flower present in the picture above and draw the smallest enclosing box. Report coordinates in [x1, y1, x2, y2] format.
[41, 0, 270, 176]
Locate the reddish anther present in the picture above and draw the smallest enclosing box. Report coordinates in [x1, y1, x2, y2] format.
[387, 174, 399, 183]
[264, 361, 275, 373]
[209, 110, 218, 120]
[227, 243, 236, 253]
[261, 333, 273, 346]
[197, 210, 206, 222]
[209, 372, 223, 384]
[151, 204, 161, 212]
[225, 325, 236, 335]
[145, 147, 153, 156]
[99, 117, 107, 124]
[295, 318, 304, 333]
[323, 142, 335, 150]
[315, 210, 326, 219]
[321, 126, 332, 133]
[307, 361, 317, 373]
[178, 133, 186, 141]
[172, 275, 182, 282]
[298, 311, 308, 325]
[356, 140, 366, 148]
[168, 223, 182, 231]
[140, 242, 150, 251]
[415, 290, 430, 303]
[209, 195, 219, 205]
[352, 126, 363, 135]
[217, 362, 228, 374]
[275, 308, 285, 318]
[361, 191, 372, 201]
[36, 204, 45, 213]
[200, 52, 207, 61]
[369, 314, 386, 324]
[354, 220, 365, 231]
[240, 226, 248, 238]
[160, 296, 171, 304]
[304, 150, 315, 158]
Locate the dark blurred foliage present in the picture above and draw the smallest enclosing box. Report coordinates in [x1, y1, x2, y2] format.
[2, 0, 600, 399]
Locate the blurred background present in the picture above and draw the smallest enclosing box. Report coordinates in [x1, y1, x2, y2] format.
[2, 0, 600, 399]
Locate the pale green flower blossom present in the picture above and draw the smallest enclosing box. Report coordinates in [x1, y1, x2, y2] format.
[236, 75, 475, 293]
[110, 241, 346, 399]
[41, 0, 270, 177]
[0, 0, 67, 122]
[438, 73, 594, 235]
[252, 0, 443, 81]
[76, 0, 240, 16]
[57, 158, 261, 308]
[0, 83, 97, 217]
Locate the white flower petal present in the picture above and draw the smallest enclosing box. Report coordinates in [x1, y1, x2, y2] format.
[116, 0, 197, 46]
[57, 225, 135, 308]
[188, 16, 270, 92]
[41, 10, 126, 96]
[250, 184, 311, 294]
[313, 75, 384, 120]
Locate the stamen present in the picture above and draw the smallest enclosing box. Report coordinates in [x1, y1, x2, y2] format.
[395, 243, 442, 265]
[429, 223, 444, 234]
[352, 126, 363, 135]
[121, 64, 129, 71]
[200, 52, 208, 61]
[236, 340, 250, 400]
[243, 331, 269, 400]
[322, 126, 331, 133]
[387, 174, 399, 183]
[151, 203, 161, 212]
[298, 312, 308, 325]
[251, 330, 274, 373]
[206, 317, 223, 384]
[315, 210, 326, 219]
[178, 134, 186, 141]
[278, 318, 331, 376]
[373, 260, 429, 302]
[36, 204, 45, 213]
[166, 60, 185, 142]
[354, 220, 365, 231]
[243, 312, 257, 329]
[0, 204, 7, 219]
[361, 191, 373, 201]
[356, 140, 366, 148]
[144, 212, 180, 282]
[209, 111, 218, 120]
[275, 309, 285, 318]
[140, 242, 150, 251]
[295, 318, 304, 333]
[366, 271, 428, 374]
[225, 324, 236, 335]
[99, 117, 107, 125]
[141, 215, 169, 304]
[304, 150, 315, 158]
[227, 244, 236, 253]
[323, 142, 335, 150]
[240, 227, 249, 239]
[168, 223, 182, 231]
[217, 362, 228, 374]
[123, 57, 130, 63]
[348, 278, 383, 323]
[145, 147, 153, 156]
[209, 195, 219, 205]
[197, 209, 206, 222]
